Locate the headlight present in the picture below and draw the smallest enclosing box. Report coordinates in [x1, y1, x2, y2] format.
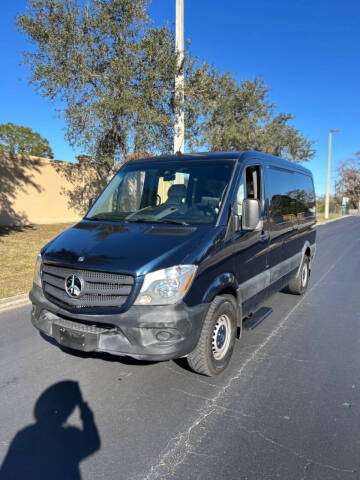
[135, 265, 197, 306]
[33, 254, 42, 288]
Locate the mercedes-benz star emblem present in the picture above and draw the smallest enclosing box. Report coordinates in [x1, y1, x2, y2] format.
[65, 274, 84, 298]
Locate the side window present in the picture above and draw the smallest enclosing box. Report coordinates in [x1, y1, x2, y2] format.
[267, 168, 296, 224]
[267, 168, 315, 224]
[235, 165, 262, 215]
[246, 166, 262, 201]
[292, 174, 316, 219]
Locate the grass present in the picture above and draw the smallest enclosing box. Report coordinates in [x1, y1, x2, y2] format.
[316, 212, 343, 223]
[0, 223, 74, 299]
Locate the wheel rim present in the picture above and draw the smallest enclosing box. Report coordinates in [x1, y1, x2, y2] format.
[212, 314, 231, 360]
[301, 263, 308, 287]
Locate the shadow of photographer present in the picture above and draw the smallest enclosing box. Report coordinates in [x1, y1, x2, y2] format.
[0, 380, 100, 479]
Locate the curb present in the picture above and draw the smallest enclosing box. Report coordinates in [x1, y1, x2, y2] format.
[317, 215, 350, 226]
[0, 293, 31, 312]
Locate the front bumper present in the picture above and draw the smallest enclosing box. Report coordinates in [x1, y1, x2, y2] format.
[29, 285, 207, 361]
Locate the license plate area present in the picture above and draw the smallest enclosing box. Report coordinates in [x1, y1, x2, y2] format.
[52, 323, 99, 351]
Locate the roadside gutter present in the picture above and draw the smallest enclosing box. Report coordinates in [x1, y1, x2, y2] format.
[0, 293, 30, 312]
[317, 215, 349, 226]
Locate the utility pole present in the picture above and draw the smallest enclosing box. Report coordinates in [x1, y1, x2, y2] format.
[324, 128, 339, 219]
[174, 0, 184, 154]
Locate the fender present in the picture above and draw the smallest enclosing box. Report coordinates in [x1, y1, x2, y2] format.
[296, 240, 316, 276]
[201, 272, 242, 330]
[202, 272, 239, 304]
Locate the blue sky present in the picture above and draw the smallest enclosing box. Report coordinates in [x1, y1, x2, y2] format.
[1, 0, 359, 195]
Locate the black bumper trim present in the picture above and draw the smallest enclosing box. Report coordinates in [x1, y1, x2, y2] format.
[30, 285, 207, 361]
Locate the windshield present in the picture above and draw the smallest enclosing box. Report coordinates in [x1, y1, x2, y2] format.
[86, 159, 235, 225]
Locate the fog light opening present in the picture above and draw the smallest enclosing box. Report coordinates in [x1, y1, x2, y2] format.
[156, 331, 172, 341]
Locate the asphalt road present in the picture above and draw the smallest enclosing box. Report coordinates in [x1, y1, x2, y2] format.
[1, 216, 360, 480]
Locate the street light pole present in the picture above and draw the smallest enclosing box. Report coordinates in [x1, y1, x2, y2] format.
[174, 0, 184, 154]
[324, 128, 339, 220]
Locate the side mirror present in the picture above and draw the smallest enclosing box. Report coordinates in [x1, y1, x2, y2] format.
[88, 197, 96, 209]
[242, 198, 260, 231]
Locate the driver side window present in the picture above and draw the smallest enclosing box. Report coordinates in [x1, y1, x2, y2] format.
[235, 165, 262, 216]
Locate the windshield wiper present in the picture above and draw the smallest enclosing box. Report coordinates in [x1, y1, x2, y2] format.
[154, 219, 189, 226]
[85, 213, 126, 222]
[126, 217, 189, 226]
[126, 217, 156, 224]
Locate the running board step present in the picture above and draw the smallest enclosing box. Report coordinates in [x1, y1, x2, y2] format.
[243, 306, 273, 330]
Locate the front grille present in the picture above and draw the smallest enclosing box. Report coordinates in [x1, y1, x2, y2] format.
[53, 317, 115, 334]
[42, 264, 134, 310]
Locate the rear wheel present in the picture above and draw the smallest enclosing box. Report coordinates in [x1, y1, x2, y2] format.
[288, 255, 310, 295]
[187, 295, 237, 376]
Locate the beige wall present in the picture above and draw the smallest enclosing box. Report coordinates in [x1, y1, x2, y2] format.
[0, 152, 109, 225]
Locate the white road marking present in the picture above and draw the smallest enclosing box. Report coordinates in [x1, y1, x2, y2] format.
[142, 238, 359, 480]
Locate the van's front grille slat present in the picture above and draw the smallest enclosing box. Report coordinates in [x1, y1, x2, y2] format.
[43, 273, 64, 290]
[42, 264, 134, 310]
[42, 265, 134, 285]
[53, 317, 115, 334]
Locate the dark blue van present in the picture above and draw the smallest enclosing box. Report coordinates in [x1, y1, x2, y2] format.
[30, 151, 316, 376]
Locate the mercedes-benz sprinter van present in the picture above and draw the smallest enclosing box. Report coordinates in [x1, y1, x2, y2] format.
[30, 151, 316, 376]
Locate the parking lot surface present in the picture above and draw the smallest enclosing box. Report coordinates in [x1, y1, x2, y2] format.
[0, 217, 359, 479]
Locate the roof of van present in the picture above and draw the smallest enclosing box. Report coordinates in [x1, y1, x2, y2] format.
[126, 150, 313, 176]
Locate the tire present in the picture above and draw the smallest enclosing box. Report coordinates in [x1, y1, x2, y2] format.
[288, 255, 310, 295]
[187, 295, 237, 376]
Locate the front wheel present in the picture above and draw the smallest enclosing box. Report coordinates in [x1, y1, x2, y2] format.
[187, 295, 237, 376]
[288, 255, 310, 295]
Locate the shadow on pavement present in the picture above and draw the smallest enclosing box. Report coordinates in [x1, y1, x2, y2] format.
[0, 380, 100, 480]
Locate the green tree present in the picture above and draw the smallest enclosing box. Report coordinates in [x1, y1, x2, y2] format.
[0, 123, 53, 158]
[17, 0, 314, 165]
[16, 0, 209, 164]
[197, 75, 315, 162]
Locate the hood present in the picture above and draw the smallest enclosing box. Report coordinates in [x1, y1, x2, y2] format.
[42, 220, 211, 276]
